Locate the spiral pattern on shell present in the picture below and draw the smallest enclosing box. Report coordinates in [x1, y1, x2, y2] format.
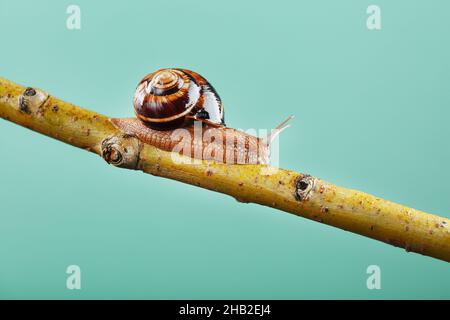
[133, 68, 224, 129]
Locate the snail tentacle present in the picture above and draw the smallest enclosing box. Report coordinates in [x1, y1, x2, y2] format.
[266, 115, 294, 146]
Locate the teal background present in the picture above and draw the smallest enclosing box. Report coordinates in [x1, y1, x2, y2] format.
[0, 0, 449, 299]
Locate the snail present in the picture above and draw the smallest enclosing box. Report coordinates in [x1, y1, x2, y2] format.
[111, 68, 292, 164]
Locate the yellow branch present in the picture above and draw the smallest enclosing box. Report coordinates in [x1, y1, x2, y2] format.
[1, 77, 449, 262]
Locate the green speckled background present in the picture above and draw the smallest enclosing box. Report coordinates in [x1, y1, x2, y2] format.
[0, 0, 449, 299]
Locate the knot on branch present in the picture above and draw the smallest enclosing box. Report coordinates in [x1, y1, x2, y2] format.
[295, 174, 316, 201]
[18, 87, 48, 114]
[101, 135, 140, 169]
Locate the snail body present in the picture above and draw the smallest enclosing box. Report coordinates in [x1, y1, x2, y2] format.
[111, 118, 270, 164]
[111, 68, 292, 165]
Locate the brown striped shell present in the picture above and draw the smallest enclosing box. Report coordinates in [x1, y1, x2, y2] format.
[133, 68, 224, 129]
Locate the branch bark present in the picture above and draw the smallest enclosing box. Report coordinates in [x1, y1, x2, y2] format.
[1, 77, 449, 262]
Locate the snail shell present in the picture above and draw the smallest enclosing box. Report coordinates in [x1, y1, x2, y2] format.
[133, 68, 224, 129]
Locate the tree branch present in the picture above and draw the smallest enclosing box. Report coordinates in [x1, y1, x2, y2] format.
[1, 77, 449, 262]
